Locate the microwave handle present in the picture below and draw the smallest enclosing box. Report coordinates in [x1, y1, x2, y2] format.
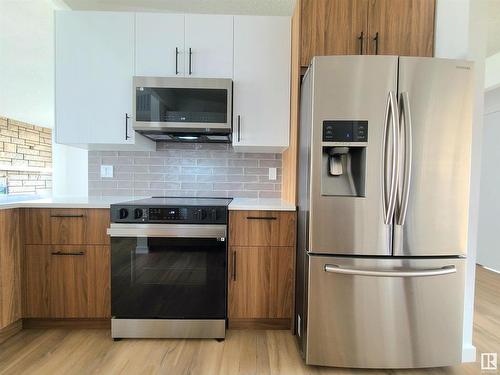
[125, 113, 131, 140]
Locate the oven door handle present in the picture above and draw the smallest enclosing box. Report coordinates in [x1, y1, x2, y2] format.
[107, 223, 227, 239]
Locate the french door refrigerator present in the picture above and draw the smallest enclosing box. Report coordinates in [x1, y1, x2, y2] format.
[296, 56, 474, 369]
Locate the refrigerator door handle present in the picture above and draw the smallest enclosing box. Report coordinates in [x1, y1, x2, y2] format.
[382, 91, 399, 225]
[397, 91, 413, 225]
[324, 264, 456, 278]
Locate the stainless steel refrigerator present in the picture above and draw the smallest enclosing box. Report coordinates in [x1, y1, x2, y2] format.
[296, 56, 474, 369]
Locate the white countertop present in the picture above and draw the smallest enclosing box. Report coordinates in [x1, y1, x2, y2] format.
[0, 196, 141, 210]
[0, 196, 296, 211]
[228, 198, 296, 211]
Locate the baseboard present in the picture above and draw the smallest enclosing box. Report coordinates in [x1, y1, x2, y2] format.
[0, 320, 22, 344]
[228, 318, 291, 330]
[23, 318, 111, 329]
[462, 344, 477, 363]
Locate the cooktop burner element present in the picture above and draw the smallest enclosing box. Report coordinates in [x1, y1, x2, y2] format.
[110, 196, 232, 224]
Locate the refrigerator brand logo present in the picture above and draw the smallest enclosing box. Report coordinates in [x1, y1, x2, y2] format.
[456, 65, 471, 70]
[481, 353, 497, 370]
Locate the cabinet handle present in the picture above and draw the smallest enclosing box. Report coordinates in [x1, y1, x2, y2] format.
[175, 47, 179, 75]
[50, 214, 85, 218]
[246, 216, 277, 221]
[125, 113, 131, 140]
[358, 31, 364, 55]
[232, 250, 237, 281]
[237, 115, 241, 142]
[373, 32, 379, 55]
[51, 251, 85, 256]
[188, 48, 192, 75]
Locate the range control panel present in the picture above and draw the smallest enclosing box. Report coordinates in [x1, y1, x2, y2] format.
[322, 121, 368, 142]
[110, 205, 228, 224]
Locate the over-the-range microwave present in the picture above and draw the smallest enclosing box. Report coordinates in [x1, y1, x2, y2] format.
[133, 76, 233, 143]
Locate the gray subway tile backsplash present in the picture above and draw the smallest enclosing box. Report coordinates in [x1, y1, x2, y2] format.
[88, 143, 282, 199]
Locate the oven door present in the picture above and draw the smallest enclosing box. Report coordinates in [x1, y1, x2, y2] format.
[109, 224, 227, 320]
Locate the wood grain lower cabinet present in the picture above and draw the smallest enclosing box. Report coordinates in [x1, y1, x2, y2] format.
[228, 246, 294, 321]
[0, 210, 22, 329]
[228, 210, 296, 329]
[23, 245, 110, 318]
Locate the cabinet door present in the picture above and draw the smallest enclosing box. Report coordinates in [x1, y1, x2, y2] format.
[184, 15, 233, 78]
[0, 210, 21, 328]
[23, 245, 110, 318]
[48, 247, 88, 318]
[136, 13, 185, 77]
[228, 246, 293, 319]
[55, 11, 136, 145]
[367, 0, 435, 56]
[233, 16, 291, 152]
[300, 0, 368, 66]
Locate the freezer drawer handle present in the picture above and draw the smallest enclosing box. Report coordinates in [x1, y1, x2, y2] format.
[324, 264, 456, 278]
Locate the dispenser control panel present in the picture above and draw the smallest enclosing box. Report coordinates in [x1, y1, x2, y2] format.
[322, 121, 368, 142]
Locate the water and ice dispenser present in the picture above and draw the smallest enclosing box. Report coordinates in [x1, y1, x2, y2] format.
[321, 121, 367, 197]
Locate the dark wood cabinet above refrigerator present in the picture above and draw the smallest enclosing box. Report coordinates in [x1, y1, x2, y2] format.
[299, 0, 436, 66]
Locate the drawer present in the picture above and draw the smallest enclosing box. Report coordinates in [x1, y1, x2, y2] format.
[23, 244, 110, 318]
[22, 208, 110, 245]
[229, 210, 296, 247]
[305, 256, 465, 368]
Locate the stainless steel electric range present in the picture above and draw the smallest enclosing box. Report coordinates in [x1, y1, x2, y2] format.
[107, 197, 232, 340]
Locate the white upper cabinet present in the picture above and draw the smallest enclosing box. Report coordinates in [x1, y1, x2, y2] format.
[55, 11, 153, 150]
[232, 16, 291, 152]
[184, 15, 234, 78]
[135, 13, 185, 77]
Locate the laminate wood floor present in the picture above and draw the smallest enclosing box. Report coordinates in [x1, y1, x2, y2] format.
[0, 266, 498, 375]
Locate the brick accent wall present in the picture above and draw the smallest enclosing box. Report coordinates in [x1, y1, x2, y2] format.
[0, 117, 52, 195]
[89, 143, 282, 198]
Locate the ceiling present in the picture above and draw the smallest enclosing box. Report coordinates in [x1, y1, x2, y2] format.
[60, 0, 295, 15]
[488, 0, 500, 56]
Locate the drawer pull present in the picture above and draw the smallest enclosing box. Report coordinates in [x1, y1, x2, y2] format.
[246, 217, 277, 221]
[51, 251, 85, 256]
[50, 214, 85, 218]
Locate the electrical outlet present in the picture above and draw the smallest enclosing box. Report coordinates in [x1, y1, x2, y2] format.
[100, 165, 114, 178]
[268, 167, 277, 181]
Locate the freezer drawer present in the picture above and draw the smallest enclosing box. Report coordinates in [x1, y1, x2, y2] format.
[306, 256, 465, 369]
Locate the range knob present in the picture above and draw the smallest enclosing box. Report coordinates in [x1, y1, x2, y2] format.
[119, 208, 129, 219]
[134, 208, 143, 220]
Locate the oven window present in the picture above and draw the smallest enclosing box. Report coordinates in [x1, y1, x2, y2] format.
[111, 237, 226, 319]
[136, 87, 228, 123]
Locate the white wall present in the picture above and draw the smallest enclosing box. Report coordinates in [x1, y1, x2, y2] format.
[485, 52, 500, 91]
[0, 0, 54, 127]
[435, 0, 487, 363]
[0, 0, 88, 196]
[477, 88, 500, 272]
